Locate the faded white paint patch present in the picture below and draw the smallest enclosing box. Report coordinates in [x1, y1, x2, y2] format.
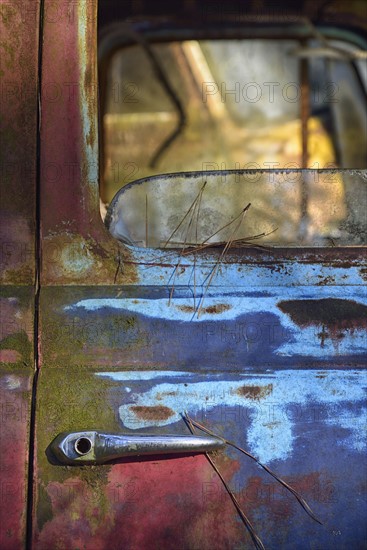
[247, 409, 293, 463]
[60, 240, 95, 273]
[4, 375, 22, 390]
[325, 407, 367, 452]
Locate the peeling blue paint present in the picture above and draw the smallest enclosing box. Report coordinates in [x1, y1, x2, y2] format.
[66, 287, 367, 321]
[123, 247, 367, 287]
[64, 287, 367, 363]
[97, 369, 367, 464]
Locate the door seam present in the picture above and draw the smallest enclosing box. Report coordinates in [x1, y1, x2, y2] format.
[26, 0, 44, 547]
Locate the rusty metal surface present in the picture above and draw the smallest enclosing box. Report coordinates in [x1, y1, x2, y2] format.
[39, 284, 367, 370]
[0, 367, 33, 549]
[0, 287, 34, 368]
[0, 286, 34, 550]
[39, 0, 367, 287]
[33, 363, 367, 549]
[34, 278, 367, 548]
[39, 0, 118, 286]
[33, 1, 367, 548]
[0, 1, 38, 548]
[0, 0, 39, 284]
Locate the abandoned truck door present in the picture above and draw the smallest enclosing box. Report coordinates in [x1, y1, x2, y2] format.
[29, 1, 367, 549]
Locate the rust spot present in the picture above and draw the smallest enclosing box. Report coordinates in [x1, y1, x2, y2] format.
[278, 299, 367, 332]
[359, 268, 367, 281]
[0, 349, 22, 363]
[325, 261, 354, 269]
[178, 304, 231, 314]
[205, 304, 231, 314]
[130, 405, 174, 421]
[42, 234, 136, 285]
[316, 275, 335, 286]
[118, 246, 139, 285]
[236, 384, 273, 400]
[177, 306, 194, 313]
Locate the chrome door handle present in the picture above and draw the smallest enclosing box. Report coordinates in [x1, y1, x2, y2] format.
[50, 430, 225, 465]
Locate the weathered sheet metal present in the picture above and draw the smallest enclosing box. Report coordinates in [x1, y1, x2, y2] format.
[39, 0, 118, 286]
[33, 363, 366, 549]
[0, 365, 33, 549]
[0, 0, 39, 284]
[0, 1, 39, 547]
[0, 287, 34, 550]
[39, 285, 366, 369]
[34, 1, 367, 548]
[34, 279, 367, 548]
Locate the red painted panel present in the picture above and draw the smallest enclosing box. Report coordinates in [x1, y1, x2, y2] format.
[39, 0, 117, 285]
[0, 287, 34, 549]
[0, 1, 38, 547]
[0, 0, 39, 284]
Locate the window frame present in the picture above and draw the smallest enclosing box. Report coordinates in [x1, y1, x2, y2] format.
[98, 18, 367, 264]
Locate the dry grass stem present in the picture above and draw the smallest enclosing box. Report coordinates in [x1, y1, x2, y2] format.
[183, 411, 266, 550]
[185, 414, 323, 526]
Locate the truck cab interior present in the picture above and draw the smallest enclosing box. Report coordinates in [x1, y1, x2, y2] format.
[98, 0, 367, 250]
